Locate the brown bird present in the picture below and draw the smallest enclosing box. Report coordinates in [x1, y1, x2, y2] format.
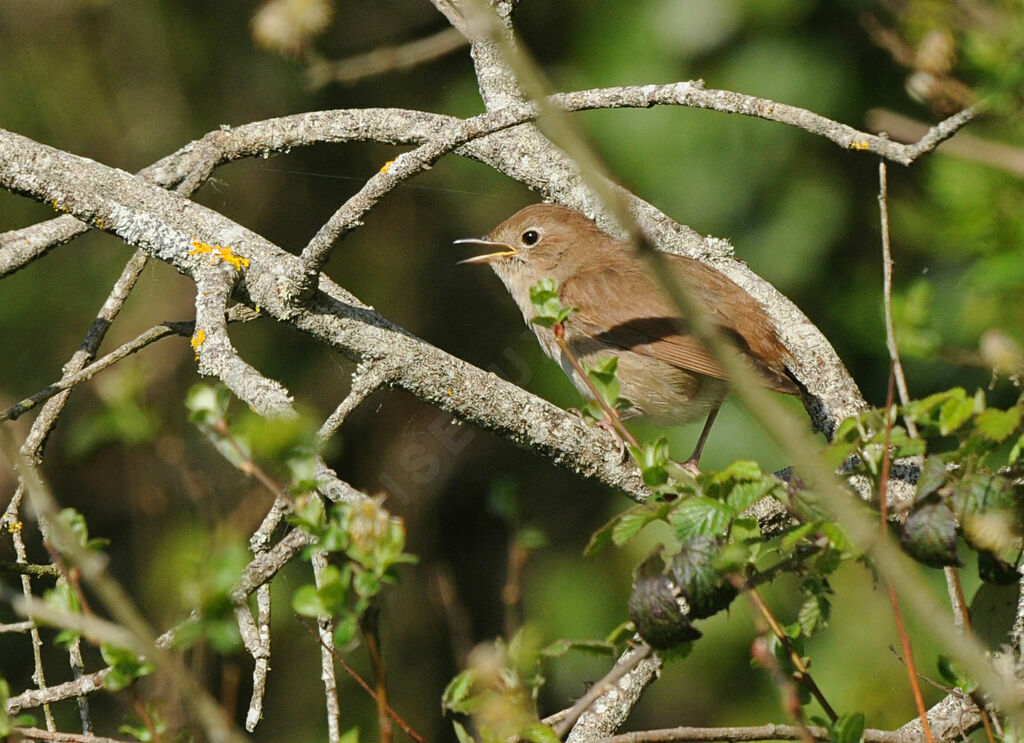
[457, 203, 799, 469]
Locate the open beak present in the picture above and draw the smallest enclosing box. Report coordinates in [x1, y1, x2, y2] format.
[454, 238, 518, 265]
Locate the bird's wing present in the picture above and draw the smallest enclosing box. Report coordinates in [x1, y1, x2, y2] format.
[561, 255, 799, 395]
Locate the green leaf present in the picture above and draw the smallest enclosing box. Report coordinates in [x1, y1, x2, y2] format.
[668, 497, 735, 540]
[610, 504, 666, 546]
[185, 384, 231, 425]
[711, 460, 762, 482]
[339, 727, 360, 743]
[333, 613, 359, 647]
[819, 523, 857, 556]
[780, 521, 821, 553]
[529, 278, 576, 327]
[0, 678, 11, 737]
[1009, 432, 1024, 464]
[586, 356, 622, 410]
[797, 591, 831, 637]
[937, 656, 977, 693]
[442, 669, 478, 713]
[452, 720, 475, 743]
[915, 455, 947, 501]
[522, 722, 560, 743]
[540, 638, 615, 658]
[830, 712, 866, 743]
[939, 395, 975, 435]
[291, 585, 327, 617]
[724, 477, 780, 512]
[976, 405, 1022, 443]
[629, 437, 671, 487]
[584, 516, 616, 557]
[904, 388, 965, 425]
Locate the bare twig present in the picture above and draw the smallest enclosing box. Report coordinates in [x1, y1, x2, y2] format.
[306, 27, 467, 88]
[193, 262, 295, 417]
[361, 605, 393, 743]
[312, 551, 342, 743]
[306, 622, 427, 743]
[318, 361, 389, 443]
[877, 161, 918, 439]
[868, 109, 1024, 178]
[878, 370, 935, 743]
[13, 728, 132, 743]
[554, 643, 653, 739]
[744, 587, 835, 725]
[3, 440, 248, 743]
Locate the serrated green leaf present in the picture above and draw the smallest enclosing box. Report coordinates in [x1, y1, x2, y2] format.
[724, 477, 780, 512]
[712, 460, 762, 482]
[904, 388, 965, 424]
[780, 521, 821, 553]
[797, 592, 831, 636]
[668, 497, 735, 540]
[976, 406, 1022, 443]
[939, 395, 975, 435]
[611, 506, 660, 546]
[584, 516, 616, 556]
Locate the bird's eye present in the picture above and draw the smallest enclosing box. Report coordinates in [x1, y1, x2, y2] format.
[521, 229, 540, 246]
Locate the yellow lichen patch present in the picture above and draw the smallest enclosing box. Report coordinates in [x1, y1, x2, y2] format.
[189, 239, 250, 271]
[849, 140, 871, 151]
[191, 328, 206, 360]
[4, 517, 23, 534]
[380, 158, 397, 174]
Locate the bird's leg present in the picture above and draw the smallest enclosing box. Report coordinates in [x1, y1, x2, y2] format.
[680, 405, 722, 475]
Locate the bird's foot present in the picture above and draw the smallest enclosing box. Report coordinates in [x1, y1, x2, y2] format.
[595, 419, 628, 461]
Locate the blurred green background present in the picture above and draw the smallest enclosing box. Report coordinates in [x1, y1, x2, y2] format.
[1, 0, 1022, 740]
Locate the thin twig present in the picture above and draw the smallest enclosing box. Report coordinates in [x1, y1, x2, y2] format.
[306, 27, 467, 88]
[552, 643, 653, 738]
[748, 636, 815, 743]
[745, 587, 837, 723]
[3, 437, 249, 743]
[312, 551, 342, 743]
[361, 605, 393, 743]
[877, 160, 918, 439]
[318, 362, 389, 443]
[305, 622, 426, 743]
[868, 109, 1024, 179]
[879, 369, 935, 743]
[596, 722, 912, 743]
[553, 323, 638, 449]
[13, 728, 132, 743]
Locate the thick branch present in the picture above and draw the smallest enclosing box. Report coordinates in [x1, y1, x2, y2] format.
[0, 126, 646, 500]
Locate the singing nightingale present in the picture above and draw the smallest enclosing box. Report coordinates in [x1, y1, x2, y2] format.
[456, 203, 800, 467]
